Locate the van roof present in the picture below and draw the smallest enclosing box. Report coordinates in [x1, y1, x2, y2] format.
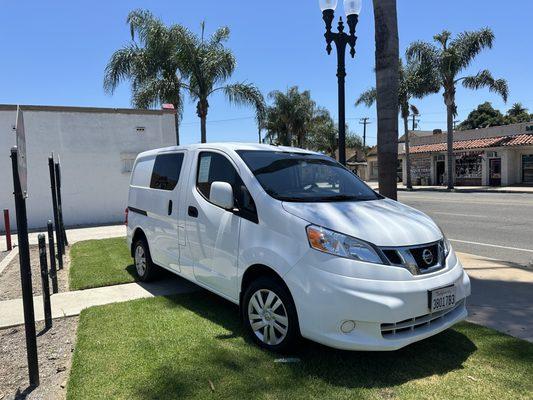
[136, 142, 322, 158]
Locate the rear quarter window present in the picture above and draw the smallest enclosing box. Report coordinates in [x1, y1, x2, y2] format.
[130, 156, 155, 187]
[150, 153, 185, 191]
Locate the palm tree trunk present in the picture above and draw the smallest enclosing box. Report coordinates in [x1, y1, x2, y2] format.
[373, 0, 400, 200]
[201, 116, 207, 143]
[403, 116, 412, 189]
[174, 111, 180, 146]
[444, 90, 455, 190]
[197, 99, 209, 143]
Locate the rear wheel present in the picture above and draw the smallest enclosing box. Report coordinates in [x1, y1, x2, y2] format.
[133, 238, 158, 282]
[242, 277, 299, 352]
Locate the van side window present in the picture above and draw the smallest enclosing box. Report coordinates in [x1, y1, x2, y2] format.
[150, 153, 184, 191]
[197, 152, 258, 222]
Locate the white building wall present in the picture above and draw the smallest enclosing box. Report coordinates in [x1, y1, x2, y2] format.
[0, 105, 176, 230]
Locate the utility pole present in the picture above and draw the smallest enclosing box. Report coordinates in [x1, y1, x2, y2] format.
[411, 114, 420, 131]
[359, 117, 371, 148]
[453, 120, 460, 130]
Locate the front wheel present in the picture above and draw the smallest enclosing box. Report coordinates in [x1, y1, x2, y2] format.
[133, 238, 158, 282]
[242, 277, 300, 352]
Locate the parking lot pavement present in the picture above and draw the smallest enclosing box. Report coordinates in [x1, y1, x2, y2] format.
[458, 252, 533, 342]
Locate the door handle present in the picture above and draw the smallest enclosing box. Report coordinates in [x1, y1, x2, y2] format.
[168, 200, 173, 215]
[188, 206, 198, 218]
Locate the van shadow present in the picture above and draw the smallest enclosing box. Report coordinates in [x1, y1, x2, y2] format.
[137, 287, 477, 397]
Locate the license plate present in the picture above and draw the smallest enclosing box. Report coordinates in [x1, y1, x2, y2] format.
[428, 285, 456, 313]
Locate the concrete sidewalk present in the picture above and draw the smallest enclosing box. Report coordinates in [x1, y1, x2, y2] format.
[0, 224, 126, 252]
[0, 277, 196, 329]
[367, 182, 533, 194]
[459, 252, 533, 342]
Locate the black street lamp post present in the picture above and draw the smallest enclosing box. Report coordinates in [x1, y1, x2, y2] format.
[320, 0, 362, 166]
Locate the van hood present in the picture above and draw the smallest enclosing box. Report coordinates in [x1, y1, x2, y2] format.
[282, 198, 441, 247]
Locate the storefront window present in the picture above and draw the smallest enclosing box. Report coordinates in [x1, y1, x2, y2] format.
[455, 152, 482, 185]
[523, 155, 533, 183]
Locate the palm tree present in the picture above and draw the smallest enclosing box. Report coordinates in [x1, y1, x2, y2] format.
[507, 103, 528, 118]
[264, 87, 317, 147]
[104, 9, 187, 145]
[372, 0, 400, 200]
[407, 28, 509, 189]
[179, 23, 265, 143]
[356, 59, 439, 189]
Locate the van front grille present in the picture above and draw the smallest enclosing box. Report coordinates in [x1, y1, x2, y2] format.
[380, 299, 464, 339]
[379, 240, 445, 275]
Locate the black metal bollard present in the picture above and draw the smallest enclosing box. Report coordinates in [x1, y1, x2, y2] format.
[47, 221, 58, 294]
[38, 234, 52, 330]
[48, 156, 63, 270]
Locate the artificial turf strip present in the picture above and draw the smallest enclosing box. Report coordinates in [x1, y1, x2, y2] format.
[67, 292, 533, 400]
[69, 237, 135, 290]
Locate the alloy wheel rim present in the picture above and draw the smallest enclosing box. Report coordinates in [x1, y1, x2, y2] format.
[248, 289, 289, 346]
[135, 245, 146, 276]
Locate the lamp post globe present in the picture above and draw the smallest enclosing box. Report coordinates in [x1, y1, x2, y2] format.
[343, 0, 362, 15]
[319, 0, 338, 11]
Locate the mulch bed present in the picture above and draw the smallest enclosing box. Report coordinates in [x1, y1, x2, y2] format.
[0, 317, 78, 400]
[0, 246, 70, 301]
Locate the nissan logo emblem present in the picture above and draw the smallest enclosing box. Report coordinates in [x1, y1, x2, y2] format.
[422, 249, 434, 265]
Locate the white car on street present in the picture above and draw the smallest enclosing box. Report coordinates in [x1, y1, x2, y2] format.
[126, 143, 470, 351]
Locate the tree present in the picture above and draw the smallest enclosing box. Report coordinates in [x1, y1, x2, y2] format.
[506, 103, 531, 123]
[356, 58, 439, 189]
[179, 22, 265, 143]
[457, 102, 505, 130]
[104, 9, 187, 145]
[307, 109, 363, 157]
[407, 28, 509, 189]
[264, 87, 317, 147]
[373, 0, 400, 200]
[372, 0, 400, 199]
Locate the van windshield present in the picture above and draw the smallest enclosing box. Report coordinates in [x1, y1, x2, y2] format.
[237, 150, 380, 202]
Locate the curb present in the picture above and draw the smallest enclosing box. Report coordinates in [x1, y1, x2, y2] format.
[396, 188, 533, 194]
[0, 247, 19, 275]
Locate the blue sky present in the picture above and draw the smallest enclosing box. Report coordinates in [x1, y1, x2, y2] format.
[1, 0, 532, 146]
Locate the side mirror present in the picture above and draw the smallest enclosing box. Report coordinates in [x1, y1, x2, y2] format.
[209, 181, 234, 210]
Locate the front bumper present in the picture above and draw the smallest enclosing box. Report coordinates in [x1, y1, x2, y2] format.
[284, 251, 471, 351]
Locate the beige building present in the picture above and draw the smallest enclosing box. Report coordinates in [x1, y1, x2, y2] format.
[366, 122, 533, 187]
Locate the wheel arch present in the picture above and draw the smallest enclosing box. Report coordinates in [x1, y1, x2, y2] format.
[130, 227, 148, 257]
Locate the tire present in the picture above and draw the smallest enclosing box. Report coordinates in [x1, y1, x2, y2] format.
[242, 276, 300, 352]
[132, 238, 158, 282]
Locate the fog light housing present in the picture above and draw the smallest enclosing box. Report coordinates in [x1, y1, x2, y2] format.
[340, 320, 356, 333]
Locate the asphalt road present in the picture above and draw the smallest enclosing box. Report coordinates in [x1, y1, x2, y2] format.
[398, 191, 533, 267]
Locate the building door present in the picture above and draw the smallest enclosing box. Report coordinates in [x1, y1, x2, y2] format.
[489, 158, 501, 186]
[436, 161, 445, 185]
[523, 155, 533, 183]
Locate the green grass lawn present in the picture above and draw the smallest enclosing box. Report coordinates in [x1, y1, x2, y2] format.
[67, 291, 533, 400]
[69, 237, 135, 290]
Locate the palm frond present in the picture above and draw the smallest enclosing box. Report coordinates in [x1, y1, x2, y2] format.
[461, 70, 509, 102]
[406, 41, 440, 70]
[103, 44, 145, 94]
[223, 83, 265, 120]
[451, 27, 495, 70]
[355, 88, 377, 107]
[210, 26, 231, 46]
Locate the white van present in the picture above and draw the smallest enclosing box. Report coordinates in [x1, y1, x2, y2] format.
[126, 143, 470, 352]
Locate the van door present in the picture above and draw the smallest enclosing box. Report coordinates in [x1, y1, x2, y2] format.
[185, 151, 249, 300]
[148, 152, 185, 270]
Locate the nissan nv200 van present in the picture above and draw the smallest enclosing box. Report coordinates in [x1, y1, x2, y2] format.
[126, 143, 470, 352]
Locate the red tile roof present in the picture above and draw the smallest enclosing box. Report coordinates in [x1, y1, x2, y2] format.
[502, 133, 533, 146]
[407, 133, 533, 154]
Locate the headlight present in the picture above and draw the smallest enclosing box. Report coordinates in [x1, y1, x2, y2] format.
[439, 228, 451, 256]
[306, 225, 383, 264]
